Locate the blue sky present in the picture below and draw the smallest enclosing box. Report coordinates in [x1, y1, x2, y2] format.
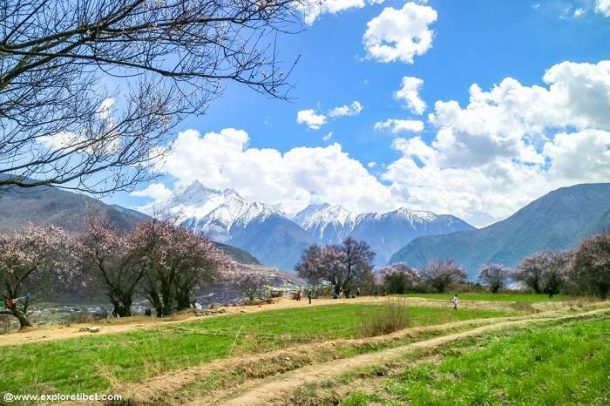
[110, 0, 610, 227]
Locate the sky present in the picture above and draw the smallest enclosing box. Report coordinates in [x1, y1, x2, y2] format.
[109, 0, 610, 227]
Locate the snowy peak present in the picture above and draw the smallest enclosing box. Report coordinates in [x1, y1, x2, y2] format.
[371, 207, 439, 223]
[293, 203, 354, 229]
[172, 180, 219, 205]
[164, 181, 280, 240]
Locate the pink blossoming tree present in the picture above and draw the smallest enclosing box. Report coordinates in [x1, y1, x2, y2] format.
[0, 224, 75, 328]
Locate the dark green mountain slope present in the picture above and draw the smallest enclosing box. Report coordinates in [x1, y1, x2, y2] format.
[390, 183, 610, 278]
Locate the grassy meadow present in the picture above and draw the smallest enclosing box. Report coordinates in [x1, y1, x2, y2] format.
[402, 292, 568, 302]
[0, 303, 513, 394]
[333, 315, 610, 406]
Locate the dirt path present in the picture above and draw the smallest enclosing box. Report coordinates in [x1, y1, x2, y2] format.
[117, 315, 515, 404]
[111, 304, 608, 405]
[205, 307, 610, 406]
[0, 296, 516, 347]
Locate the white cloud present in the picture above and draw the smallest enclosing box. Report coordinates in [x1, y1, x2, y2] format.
[426, 60, 610, 168]
[298, 101, 363, 130]
[132, 183, 173, 202]
[374, 119, 424, 133]
[595, 0, 610, 17]
[297, 109, 327, 130]
[395, 76, 426, 114]
[329, 101, 363, 117]
[154, 128, 394, 214]
[140, 61, 610, 228]
[323, 131, 334, 141]
[131, 183, 174, 213]
[382, 60, 610, 225]
[300, 0, 385, 25]
[364, 1, 437, 64]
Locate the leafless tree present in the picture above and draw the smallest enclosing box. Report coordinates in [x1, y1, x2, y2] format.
[420, 260, 466, 293]
[0, 0, 301, 193]
[478, 263, 511, 293]
[236, 272, 268, 302]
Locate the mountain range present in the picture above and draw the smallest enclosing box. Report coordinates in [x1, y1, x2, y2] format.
[291, 203, 473, 264]
[160, 181, 474, 269]
[3, 178, 608, 279]
[390, 183, 610, 278]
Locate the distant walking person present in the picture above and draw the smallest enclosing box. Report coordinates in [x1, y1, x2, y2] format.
[452, 294, 459, 310]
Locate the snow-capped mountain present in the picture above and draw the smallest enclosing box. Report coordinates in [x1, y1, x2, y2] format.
[164, 181, 474, 270]
[291, 203, 354, 242]
[162, 181, 279, 241]
[168, 181, 315, 270]
[292, 204, 474, 265]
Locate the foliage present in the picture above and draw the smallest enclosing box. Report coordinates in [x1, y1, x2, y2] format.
[357, 300, 410, 337]
[134, 219, 230, 316]
[515, 251, 569, 297]
[79, 219, 145, 316]
[478, 263, 511, 293]
[0, 224, 76, 328]
[419, 260, 467, 293]
[569, 232, 610, 299]
[380, 263, 419, 294]
[296, 237, 375, 297]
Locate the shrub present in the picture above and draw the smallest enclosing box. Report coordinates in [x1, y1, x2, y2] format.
[358, 300, 410, 337]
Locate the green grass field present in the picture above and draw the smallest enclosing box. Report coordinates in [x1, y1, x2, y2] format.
[402, 292, 567, 302]
[343, 316, 610, 406]
[0, 304, 511, 394]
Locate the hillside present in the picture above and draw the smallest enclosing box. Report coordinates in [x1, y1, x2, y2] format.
[0, 184, 140, 232]
[214, 242, 261, 265]
[0, 183, 260, 266]
[390, 183, 610, 277]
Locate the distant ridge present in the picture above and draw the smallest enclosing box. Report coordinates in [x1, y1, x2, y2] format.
[389, 183, 610, 278]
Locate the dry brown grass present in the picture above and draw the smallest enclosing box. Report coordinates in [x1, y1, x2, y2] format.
[357, 299, 410, 338]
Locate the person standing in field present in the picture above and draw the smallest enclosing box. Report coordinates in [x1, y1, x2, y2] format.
[452, 294, 459, 310]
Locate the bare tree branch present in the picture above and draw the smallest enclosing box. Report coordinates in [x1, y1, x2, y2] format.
[0, 0, 303, 194]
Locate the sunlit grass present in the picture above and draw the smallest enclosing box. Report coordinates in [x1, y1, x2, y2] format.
[371, 316, 610, 405]
[402, 292, 568, 302]
[0, 304, 510, 394]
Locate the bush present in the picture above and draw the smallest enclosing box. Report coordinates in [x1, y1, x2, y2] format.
[380, 263, 419, 294]
[569, 232, 610, 300]
[358, 300, 410, 337]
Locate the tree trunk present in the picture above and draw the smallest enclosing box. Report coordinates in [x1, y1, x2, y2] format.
[10, 307, 32, 329]
[175, 288, 191, 311]
[119, 296, 133, 317]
